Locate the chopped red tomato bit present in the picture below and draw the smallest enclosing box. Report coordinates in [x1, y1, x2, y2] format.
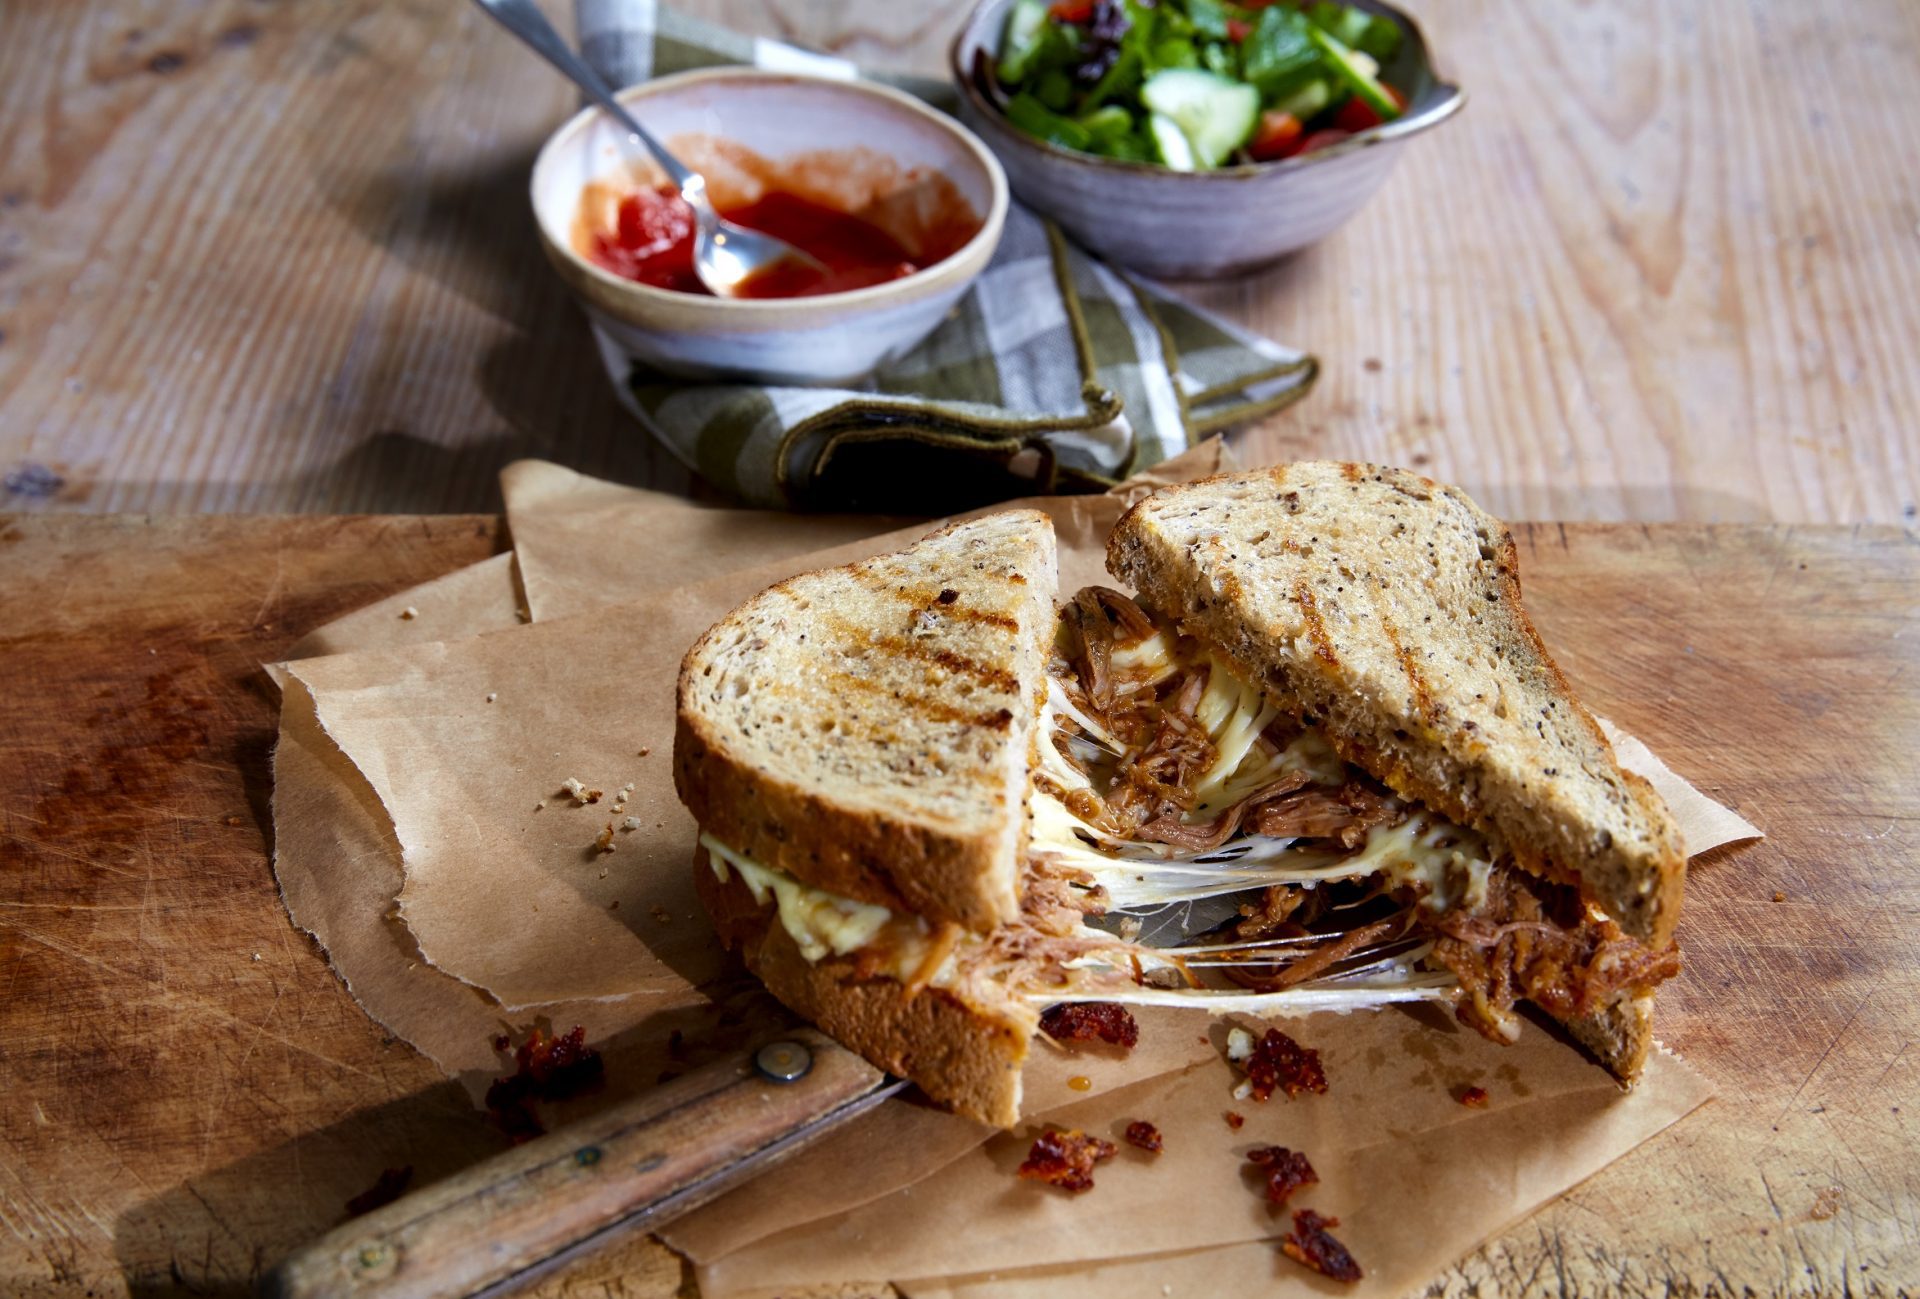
[1018, 1128, 1118, 1193]
[1246, 1146, 1318, 1206]
[1243, 1028, 1328, 1101]
[1248, 110, 1305, 162]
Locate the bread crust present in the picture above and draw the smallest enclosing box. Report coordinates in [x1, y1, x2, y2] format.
[695, 849, 1031, 1128]
[1108, 462, 1686, 949]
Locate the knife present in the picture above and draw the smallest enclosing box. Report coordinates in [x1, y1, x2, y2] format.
[262, 1028, 902, 1299]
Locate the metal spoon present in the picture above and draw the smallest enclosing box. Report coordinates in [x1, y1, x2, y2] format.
[473, 0, 824, 297]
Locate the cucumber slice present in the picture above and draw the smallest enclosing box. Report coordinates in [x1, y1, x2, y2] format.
[1078, 105, 1136, 145]
[1305, 25, 1400, 120]
[1271, 77, 1333, 122]
[1148, 112, 1198, 171]
[997, 0, 1050, 84]
[1141, 69, 1259, 168]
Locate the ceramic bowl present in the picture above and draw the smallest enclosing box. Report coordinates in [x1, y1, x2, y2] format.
[950, 0, 1461, 279]
[532, 69, 1009, 386]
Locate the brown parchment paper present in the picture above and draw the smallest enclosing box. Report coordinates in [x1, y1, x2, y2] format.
[892, 1045, 1711, 1299]
[501, 459, 920, 622]
[271, 441, 1751, 1285]
[691, 1018, 1714, 1299]
[500, 441, 1240, 622]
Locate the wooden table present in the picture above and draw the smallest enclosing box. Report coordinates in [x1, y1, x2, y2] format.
[2, 0, 1918, 521]
[2, 514, 1915, 1296]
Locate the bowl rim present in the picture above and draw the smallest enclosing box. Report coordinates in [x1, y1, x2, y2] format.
[532, 66, 1011, 315]
[947, 0, 1464, 180]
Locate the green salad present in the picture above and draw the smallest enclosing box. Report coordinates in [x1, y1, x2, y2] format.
[991, 0, 1410, 169]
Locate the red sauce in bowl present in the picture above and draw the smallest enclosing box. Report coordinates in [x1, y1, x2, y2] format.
[586, 185, 929, 299]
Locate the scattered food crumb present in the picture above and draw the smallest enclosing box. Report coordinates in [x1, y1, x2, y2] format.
[1017, 1129, 1116, 1193]
[345, 1165, 414, 1219]
[559, 778, 602, 805]
[534, 800, 546, 811]
[1124, 1120, 1162, 1153]
[651, 904, 672, 924]
[486, 692, 497, 703]
[1239, 1028, 1327, 1102]
[1247, 1146, 1317, 1206]
[1282, 1209, 1362, 1282]
[1811, 1186, 1843, 1221]
[399, 607, 418, 620]
[1040, 1001, 1139, 1048]
[1226, 1026, 1256, 1062]
[1459, 1085, 1490, 1108]
[251, 952, 261, 961]
[484, 1026, 605, 1143]
[594, 822, 616, 854]
[1068, 1075, 1092, 1092]
[638, 747, 651, 757]
[1773, 891, 1787, 903]
[621, 816, 642, 831]
[223, 815, 244, 826]
[1224, 1110, 1245, 1131]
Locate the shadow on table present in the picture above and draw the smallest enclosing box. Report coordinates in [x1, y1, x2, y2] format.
[298, 139, 698, 512]
[108, 992, 778, 1296]
[111, 1075, 496, 1297]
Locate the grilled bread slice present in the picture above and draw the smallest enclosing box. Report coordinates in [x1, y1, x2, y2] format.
[1107, 463, 1685, 949]
[696, 849, 1032, 1127]
[675, 510, 1059, 933]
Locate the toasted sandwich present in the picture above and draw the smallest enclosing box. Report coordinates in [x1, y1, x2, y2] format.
[675, 467, 1686, 1127]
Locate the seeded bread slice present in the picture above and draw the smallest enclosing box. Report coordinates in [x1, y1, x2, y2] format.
[676, 511, 1058, 933]
[695, 850, 1029, 1127]
[1107, 463, 1685, 948]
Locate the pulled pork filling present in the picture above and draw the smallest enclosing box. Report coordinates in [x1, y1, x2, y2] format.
[1041, 586, 1680, 1044]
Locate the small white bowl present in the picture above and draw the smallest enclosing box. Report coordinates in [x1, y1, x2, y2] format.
[950, 0, 1461, 279]
[532, 69, 1009, 386]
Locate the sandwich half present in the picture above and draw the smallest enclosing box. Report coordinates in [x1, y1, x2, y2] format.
[676, 467, 1687, 1127]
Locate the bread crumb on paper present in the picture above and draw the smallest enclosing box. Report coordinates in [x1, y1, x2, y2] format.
[399, 607, 418, 620]
[486, 692, 497, 703]
[621, 816, 642, 832]
[638, 747, 651, 757]
[560, 778, 602, 806]
[594, 822, 616, 854]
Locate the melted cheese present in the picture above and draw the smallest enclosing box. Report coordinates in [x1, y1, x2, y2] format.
[1109, 628, 1181, 683]
[1029, 671, 1493, 915]
[703, 834, 941, 979]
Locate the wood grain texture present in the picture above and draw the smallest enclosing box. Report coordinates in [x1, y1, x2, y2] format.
[2, 1, 1917, 521]
[1, 516, 1914, 1297]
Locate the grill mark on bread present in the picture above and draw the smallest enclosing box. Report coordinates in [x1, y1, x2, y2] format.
[868, 635, 1020, 695]
[815, 612, 1024, 691]
[820, 667, 1018, 732]
[1293, 583, 1339, 667]
[1377, 610, 1434, 721]
[845, 565, 1026, 630]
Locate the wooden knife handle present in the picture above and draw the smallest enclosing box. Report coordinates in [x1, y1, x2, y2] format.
[262, 1030, 891, 1299]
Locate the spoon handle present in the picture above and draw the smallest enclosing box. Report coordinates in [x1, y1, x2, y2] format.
[471, 0, 695, 190]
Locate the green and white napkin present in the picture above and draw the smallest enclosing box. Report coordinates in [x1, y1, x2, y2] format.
[577, 0, 1317, 509]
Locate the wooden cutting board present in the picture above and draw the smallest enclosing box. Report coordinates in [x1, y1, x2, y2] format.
[1, 515, 1915, 1295]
